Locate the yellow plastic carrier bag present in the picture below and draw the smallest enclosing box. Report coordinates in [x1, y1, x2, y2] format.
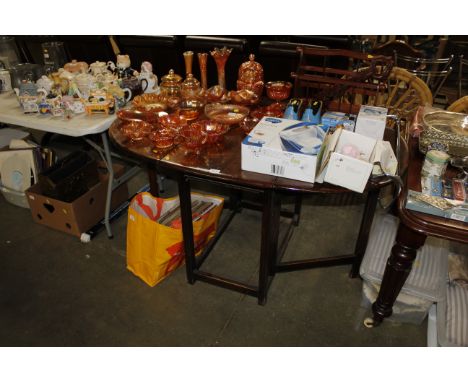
[126, 192, 224, 286]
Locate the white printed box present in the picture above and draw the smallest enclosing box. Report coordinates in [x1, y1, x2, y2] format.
[241, 117, 324, 183]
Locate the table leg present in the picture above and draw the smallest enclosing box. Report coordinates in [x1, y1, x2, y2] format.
[292, 194, 302, 226]
[101, 132, 114, 238]
[349, 188, 380, 278]
[258, 190, 281, 305]
[177, 175, 196, 284]
[146, 164, 160, 197]
[371, 223, 426, 325]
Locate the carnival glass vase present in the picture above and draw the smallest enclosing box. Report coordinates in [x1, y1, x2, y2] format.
[210, 47, 232, 90]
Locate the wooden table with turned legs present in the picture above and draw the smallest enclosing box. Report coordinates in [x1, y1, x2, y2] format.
[109, 119, 401, 305]
[370, 137, 468, 326]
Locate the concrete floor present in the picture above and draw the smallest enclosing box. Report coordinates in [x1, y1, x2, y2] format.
[0, 150, 429, 346]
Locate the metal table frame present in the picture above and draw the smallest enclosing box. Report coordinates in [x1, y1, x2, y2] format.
[0, 92, 140, 238]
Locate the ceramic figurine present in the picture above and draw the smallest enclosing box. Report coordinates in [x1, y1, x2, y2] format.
[38, 101, 51, 115]
[84, 89, 115, 115]
[22, 99, 39, 114]
[138, 61, 159, 94]
[107, 55, 138, 79]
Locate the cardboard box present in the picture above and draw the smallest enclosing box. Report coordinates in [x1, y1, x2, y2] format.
[25, 163, 128, 237]
[354, 105, 388, 141]
[321, 111, 356, 132]
[316, 129, 377, 193]
[241, 117, 325, 183]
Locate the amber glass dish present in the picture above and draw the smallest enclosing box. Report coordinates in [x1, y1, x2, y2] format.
[265, 81, 292, 103]
[204, 103, 249, 125]
[132, 93, 167, 112]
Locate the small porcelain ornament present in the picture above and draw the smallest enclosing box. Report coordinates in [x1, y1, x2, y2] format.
[139, 61, 159, 94]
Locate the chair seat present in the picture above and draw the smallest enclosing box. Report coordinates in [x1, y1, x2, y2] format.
[436, 283, 468, 346]
[360, 212, 449, 302]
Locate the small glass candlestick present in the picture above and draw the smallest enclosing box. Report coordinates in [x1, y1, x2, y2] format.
[210, 47, 232, 90]
[197, 53, 208, 91]
[183, 51, 194, 76]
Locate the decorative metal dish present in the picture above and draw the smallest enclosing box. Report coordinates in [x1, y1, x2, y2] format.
[423, 110, 468, 137]
[420, 110, 468, 157]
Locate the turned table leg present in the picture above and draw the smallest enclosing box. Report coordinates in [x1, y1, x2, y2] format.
[371, 222, 427, 325]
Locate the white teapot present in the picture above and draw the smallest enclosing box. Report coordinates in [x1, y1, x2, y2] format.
[95, 72, 118, 88]
[74, 73, 97, 99]
[36, 75, 54, 95]
[138, 61, 159, 94]
[89, 61, 108, 76]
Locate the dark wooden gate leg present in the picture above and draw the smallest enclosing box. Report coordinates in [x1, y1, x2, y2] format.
[147, 164, 160, 197]
[177, 175, 197, 284]
[293, 194, 302, 226]
[258, 190, 281, 305]
[349, 188, 380, 278]
[371, 223, 426, 325]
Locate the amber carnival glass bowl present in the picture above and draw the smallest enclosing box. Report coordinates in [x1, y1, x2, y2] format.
[265, 81, 292, 106]
[117, 108, 166, 125]
[204, 103, 249, 125]
[180, 123, 208, 149]
[191, 120, 230, 144]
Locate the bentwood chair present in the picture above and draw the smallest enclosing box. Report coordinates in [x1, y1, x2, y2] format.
[372, 39, 424, 62]
[394, 53, 453, 105]
[457, 55, 468, 99]
[447, 96, 468, 114]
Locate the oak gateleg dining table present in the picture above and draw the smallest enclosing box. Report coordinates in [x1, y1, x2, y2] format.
[109, 118, 402, 306]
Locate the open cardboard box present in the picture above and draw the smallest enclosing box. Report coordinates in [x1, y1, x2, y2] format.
[316, 128, 397, 193]
[25, 162, 128, 237]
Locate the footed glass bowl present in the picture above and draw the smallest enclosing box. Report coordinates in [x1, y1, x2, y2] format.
[204, 103, 249, 125]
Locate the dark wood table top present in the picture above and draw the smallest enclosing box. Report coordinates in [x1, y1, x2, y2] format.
[397, 136, 468, 243]
[108, 118, 405, 194]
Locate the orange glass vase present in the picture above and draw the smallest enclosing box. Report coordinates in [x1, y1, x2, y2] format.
[210, 47, 232, 90]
